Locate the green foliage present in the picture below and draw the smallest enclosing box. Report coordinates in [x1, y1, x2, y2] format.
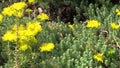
[0, 0, 120, 68]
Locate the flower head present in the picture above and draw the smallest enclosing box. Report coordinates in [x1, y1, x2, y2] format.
[26, 21, 42, 36]
[2, 21, 42, 42]
[2, 7, 14, 17]
[39, 43, 55, 52]
[110, 23, 120, 29]
[86, 20, 100, 28]
[2, 30, 17, 42]
[93, 53, 103, 63]
[37, 13, 49, 21]
[11, 2, 27, 10]
[2, 2, 27, 18]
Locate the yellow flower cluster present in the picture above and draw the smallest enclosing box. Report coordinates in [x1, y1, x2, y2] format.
[93, 53, 103, 63]
[0, 14, 3, 23]
[86, 20, 100, 28]
[2, 30, 17, 42]
[110, 23, 120, 29]
[39, 43, 55, 52]
[2, 21, 42, 51]
[26, 21, 42, 36]
[37, 13, 49, 21]
[1, 2, 27, 18]
[116, 9, 120, 16]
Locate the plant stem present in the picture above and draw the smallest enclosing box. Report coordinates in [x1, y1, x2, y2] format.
[14, 18, 19, 68]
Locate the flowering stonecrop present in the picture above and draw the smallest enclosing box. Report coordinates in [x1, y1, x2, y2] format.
[116, 9, 120, 16]
[93, 53, 103, 63]
[86, 20, 100, 28]
[12, 24, 28, 41]
[0, 14, 3, 23]
[110, 23, 120, 29]
[2, 21, 42, 51]
[2, 2, 27, 18]
[11, 2, 27, 10]
[37, 13, 49, 21]
[39, 43, 55, 52]
[2, 30, 17, 42]
[2, 7, 13, 17]
[26, 21, 42, 36]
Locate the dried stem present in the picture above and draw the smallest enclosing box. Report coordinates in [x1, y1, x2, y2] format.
[112, 35, 120, 49]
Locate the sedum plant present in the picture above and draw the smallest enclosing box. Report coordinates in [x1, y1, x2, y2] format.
[0, 0, 120, 68]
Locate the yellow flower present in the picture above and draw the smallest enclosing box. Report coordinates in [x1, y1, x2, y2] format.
[116, 9, 120, 16]
[93, 53, 103, 63]
[2, 30, 17, 42]
[2, 7, 14, 17]
[13, 24, 28, 40]
[2, 21, 42, 43]
[68, 24, 74, 30]
[2, 24, 26, 42]
[19, 44, 31, 51]
[12, 24, 25, 31]
[11, 23, 40, 41]
[14, 24, 26, 38]
[37, 13, 49, 21]
[25, 8, 33, 13]
[0, 14, 3, 23]
[26, 21, 42, 36]
[28, 0, 35, 4]
[11, 2, 27, 18]
[11, 2, 27, 10]
[86, 20, 100, 28]
[39, 43, 55, 52]
[2, 2, 27, 18]
[110, 23, 120, 29]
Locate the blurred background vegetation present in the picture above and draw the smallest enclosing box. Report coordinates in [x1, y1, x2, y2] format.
[0, 0, 120, 23]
